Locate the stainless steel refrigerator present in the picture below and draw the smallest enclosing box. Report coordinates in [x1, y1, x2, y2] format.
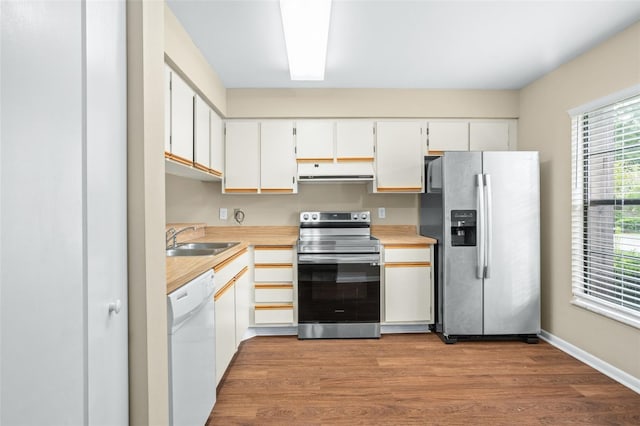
[421, 151, 540, 343]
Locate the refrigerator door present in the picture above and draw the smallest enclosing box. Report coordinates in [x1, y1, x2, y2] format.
[442, 152, 483, 335]
[482, 152, 540, 335]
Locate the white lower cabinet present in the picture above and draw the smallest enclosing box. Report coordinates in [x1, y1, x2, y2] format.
[383, 244, 433, 324]
[385, 265, 431, 322]
[253, 246, 295, 325]
[214, 282, 235, 385]
[234, 267, 251, 345]
[213, 248, 249, 385]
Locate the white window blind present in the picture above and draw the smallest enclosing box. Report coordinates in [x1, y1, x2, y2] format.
[571, 93, 640, 329]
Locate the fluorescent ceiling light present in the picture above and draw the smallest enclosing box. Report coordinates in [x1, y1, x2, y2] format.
[280, 0, 332, 81]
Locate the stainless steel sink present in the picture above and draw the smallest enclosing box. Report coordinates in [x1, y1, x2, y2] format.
[166, 248, 218, 257]
[166, 242, 240, 257]
[177, 242, 240, 250]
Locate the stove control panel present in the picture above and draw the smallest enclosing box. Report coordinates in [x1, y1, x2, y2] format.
[300, 211, 370, 223]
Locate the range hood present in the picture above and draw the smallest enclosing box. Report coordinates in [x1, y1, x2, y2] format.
[297, 162, 375, 182]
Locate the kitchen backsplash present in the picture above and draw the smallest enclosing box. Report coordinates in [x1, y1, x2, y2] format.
[165, 174, 419, 226]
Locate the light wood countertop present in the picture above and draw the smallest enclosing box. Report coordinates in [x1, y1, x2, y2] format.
[166, 242, 250, 295]
[166, 224, 435, 294]
[372, 225, 438, 245]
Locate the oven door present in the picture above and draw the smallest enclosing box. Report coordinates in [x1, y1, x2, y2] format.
[297, 253, 380, 324]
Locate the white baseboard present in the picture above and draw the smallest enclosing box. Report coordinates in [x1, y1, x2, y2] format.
[539, 329, 640, 395]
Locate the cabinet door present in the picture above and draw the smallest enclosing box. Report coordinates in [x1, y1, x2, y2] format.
[428, 121, 469, 153]
[234, 268, 251, 346]
[261, 121, 296, 193]
[170, 71, 194, 163]
[164, 65, 172, 153]
[375, 121, 424, 192]
[336, 120, 374, 161]
[224, 121, 260, 193]
[469, 121, 510, 151]
[210, 110, 224, 177]
[215, 284, 236, 385]
[385, 265, 431, 322]
[194, 95, 210, 170]
[296, 120, 334, 161]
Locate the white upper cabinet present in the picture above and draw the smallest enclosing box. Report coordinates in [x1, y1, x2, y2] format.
[194, 95, 210, 170]
[469, 121, 510, 151]
[428, 121, 469, 153]
[224, 121, 260, 193]
[295, 120, 334, 161]
[260, 121, 297, 193]
[209, 110, 224, 177]
[335, 120, 375, 161]
[164, 65, 172, 153]
[169, 71, 194, 163]
[374, 121, 424, 193]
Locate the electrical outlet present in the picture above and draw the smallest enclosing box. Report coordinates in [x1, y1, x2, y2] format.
[219, 208, 228, 220]
[378, 207, 386, 219]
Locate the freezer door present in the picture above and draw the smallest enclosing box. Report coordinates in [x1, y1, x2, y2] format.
[482, 152, 540, 335]
[442, 152, 483, 335]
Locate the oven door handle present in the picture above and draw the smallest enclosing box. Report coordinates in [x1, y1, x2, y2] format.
[298, 254, 380, 265]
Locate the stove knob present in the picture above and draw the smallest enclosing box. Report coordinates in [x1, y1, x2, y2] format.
[311, 213, 318, 220]
[302, 213, 309, 221]
[352, 214, 358, 220]
[361, 213, 368, 220]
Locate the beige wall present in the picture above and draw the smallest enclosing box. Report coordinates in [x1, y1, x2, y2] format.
[164, 4, 227, 115]
[519, 21, 640, 379]
[166, 175, 418, 226]
[127, 1, 169, 425]
[227, 88, 518, 118]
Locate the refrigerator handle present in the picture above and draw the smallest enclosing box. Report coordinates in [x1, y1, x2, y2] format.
[476, 174, 485, 279]
[484, 174, 492, 278]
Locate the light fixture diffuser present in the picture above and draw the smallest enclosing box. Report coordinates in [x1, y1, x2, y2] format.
[280, 0, 332, 81]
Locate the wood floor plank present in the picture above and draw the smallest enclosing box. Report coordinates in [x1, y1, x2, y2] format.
[207, 334, 640, 425]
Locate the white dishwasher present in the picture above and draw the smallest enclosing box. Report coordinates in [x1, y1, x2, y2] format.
[168, 269, 216, 426]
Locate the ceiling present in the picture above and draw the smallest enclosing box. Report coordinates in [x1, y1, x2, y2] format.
[166, 0, 640, 90]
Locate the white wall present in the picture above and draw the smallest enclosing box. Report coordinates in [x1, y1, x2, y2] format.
[1, 2, 86, 423]
[1, 2, 128, 424]
[86, 1, 128, 423]
[519, 21, 640, 380]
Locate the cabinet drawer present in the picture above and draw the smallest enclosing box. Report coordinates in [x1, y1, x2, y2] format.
[255, 284, 294, 303]
[254, 246, 294, 263]
[254, 264, 293, 282]
[254, 304, 294, 324]
[384, 245, 431, 263]
[214, 249, 248, 292]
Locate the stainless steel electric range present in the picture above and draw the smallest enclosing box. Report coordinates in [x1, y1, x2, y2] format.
[297, 211, 381, 339]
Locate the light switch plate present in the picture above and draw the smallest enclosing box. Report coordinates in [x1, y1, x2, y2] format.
[219, 208, 228, 220]
[378, 207, 386, 219]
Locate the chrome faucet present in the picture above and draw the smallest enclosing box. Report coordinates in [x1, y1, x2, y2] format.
[166, 226, 197, 249]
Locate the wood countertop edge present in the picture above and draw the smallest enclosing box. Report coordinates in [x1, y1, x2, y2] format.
[374, 234, 437, 245]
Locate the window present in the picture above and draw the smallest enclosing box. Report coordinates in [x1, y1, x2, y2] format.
[571, 91, 640, 328]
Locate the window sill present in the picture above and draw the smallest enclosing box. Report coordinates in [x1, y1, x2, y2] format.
[571, 296, 640, 330]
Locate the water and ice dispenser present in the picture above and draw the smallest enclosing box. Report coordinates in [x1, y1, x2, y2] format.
[450, 210, 477, 247]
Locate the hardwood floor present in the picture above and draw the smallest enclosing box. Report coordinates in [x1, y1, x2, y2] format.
[207, 333, 640, 425]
